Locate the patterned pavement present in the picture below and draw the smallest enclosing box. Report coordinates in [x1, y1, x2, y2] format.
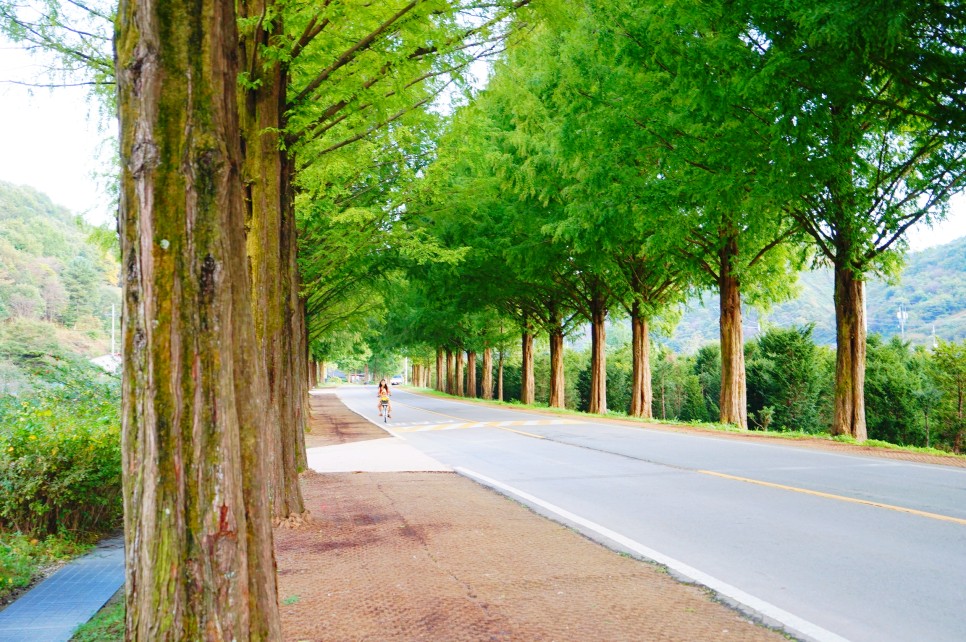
[0, 536, 124, 642]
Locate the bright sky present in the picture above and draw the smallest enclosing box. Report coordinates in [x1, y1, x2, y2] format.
[1, 38, 965, 248]
[0, 41, 115, 226]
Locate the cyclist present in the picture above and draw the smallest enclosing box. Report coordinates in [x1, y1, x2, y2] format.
[377, 378, 392, 418]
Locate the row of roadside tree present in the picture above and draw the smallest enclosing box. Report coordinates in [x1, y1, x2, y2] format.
[390, 326, 965, 454]
[366, 0, 966, 447]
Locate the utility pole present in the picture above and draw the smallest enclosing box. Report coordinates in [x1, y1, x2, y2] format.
[897, 303, 908, 340]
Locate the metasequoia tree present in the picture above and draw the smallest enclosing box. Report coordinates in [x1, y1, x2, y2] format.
[116, 0, 280, 636]
[235, 0, 531, 518]
[552, 0, 807, 428]
[741, 0, 966, 438]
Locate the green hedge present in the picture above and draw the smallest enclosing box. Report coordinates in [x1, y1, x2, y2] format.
[0, 364, 121, 538]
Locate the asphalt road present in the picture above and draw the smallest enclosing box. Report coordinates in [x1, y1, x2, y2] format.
[337, 386, 966, 642]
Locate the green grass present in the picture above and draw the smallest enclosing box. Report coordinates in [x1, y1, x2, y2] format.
[0, 532, 90, 602]
[70, 594, 124, 641]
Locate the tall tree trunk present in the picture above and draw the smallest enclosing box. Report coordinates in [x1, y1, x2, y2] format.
[497, 350, 504, 401]
[455, 351, 464, 396]
[660, 376, 667, 420]
[832, 263, 868, 440]
[445, 349, 455, 395]
[481, 347, 493, 400]
[308, 359, 317, 389]
[435, 347, 444, 391]
[718, 233, 747, 428]
[116, 0, 281, 636]
[588, 299, 607, 414]
[549, 326, 565, 408]
[238, 0, 306, 525]
[520, 331, 535, 404]
[287, 290, 308, 489]
[466, 351, 477, 398]
[629, 304, 653, 418]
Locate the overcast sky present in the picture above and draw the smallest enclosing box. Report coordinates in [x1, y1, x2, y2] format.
[2, 38, 965, 250]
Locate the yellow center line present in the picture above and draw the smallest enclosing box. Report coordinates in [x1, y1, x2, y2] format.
[700, 470, 966, 526]
[498, 426, 546, 439]
[390, 399, 470, 423]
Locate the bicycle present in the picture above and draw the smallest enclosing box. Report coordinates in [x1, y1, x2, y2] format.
[379, 394, 390, 423]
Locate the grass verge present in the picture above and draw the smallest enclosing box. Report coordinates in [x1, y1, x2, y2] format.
[70, 590, 124, 641]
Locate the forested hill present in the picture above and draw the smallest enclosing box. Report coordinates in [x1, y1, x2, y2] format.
[0, 181, 120, 391]
[670, 235, 966, 350]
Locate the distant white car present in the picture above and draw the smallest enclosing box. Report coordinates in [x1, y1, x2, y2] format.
[390, 375, 404, 385]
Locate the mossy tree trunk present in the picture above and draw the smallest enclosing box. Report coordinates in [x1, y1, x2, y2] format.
[718, 230, 747, 429]
[455, 350, 464, 396]
[116, 0, 281, 637]
[445, 348, 455, 394]
[549, 324, 565, 409]
[629, 303, 653, 418]
[435, 347, 444, 391]
[481, 347, 493, 400]
[520, 330, 535, 404]
[466, 350, 477, 398]
[587, 297, 607, 414]
[238, 0, 306, 525]
[832, 261, 867, 440]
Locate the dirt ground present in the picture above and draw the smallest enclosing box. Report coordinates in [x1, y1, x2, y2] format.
[276, 395, 787, 641]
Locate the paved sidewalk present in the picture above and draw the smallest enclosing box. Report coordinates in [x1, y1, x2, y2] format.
[0, 536, 124, 642]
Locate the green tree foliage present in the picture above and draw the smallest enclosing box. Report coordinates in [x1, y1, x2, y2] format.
[0, 182, 120, 392]
[746, 326, 827, 433]
[932, 340, 966, 452]
[863, 336, 932, 446]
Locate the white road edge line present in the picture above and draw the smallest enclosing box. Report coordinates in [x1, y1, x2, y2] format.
[456, 467, 850, 642]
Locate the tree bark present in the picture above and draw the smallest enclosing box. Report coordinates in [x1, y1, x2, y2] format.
[445, 348, 455, 395]
[588, 299, 607, 414]
[308, 359, 317, 389]
[237, 0, 307, 525]
[466, 351, 477, 398]
[116, 0, 281, 636]
[520, 331, 535, 404]
[718, 233, 748, 428]
[549, 327, 565, 408]
[832, 263, 868, 440]
[455, 351, 464, 396]
[481, 347, 493, 400]
[287, 288, 308, 490]
[435, 347, 444, 391]
[629, 304, 653, 418]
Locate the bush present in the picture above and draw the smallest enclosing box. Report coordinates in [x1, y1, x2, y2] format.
[746, 325, 825, 433]
[0, 361, 122, 538]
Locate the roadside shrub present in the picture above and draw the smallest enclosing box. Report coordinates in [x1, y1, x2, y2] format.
[746, 325, 825, 433]
[864, 335, 928, 446]
[0, 361, 121, 538]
